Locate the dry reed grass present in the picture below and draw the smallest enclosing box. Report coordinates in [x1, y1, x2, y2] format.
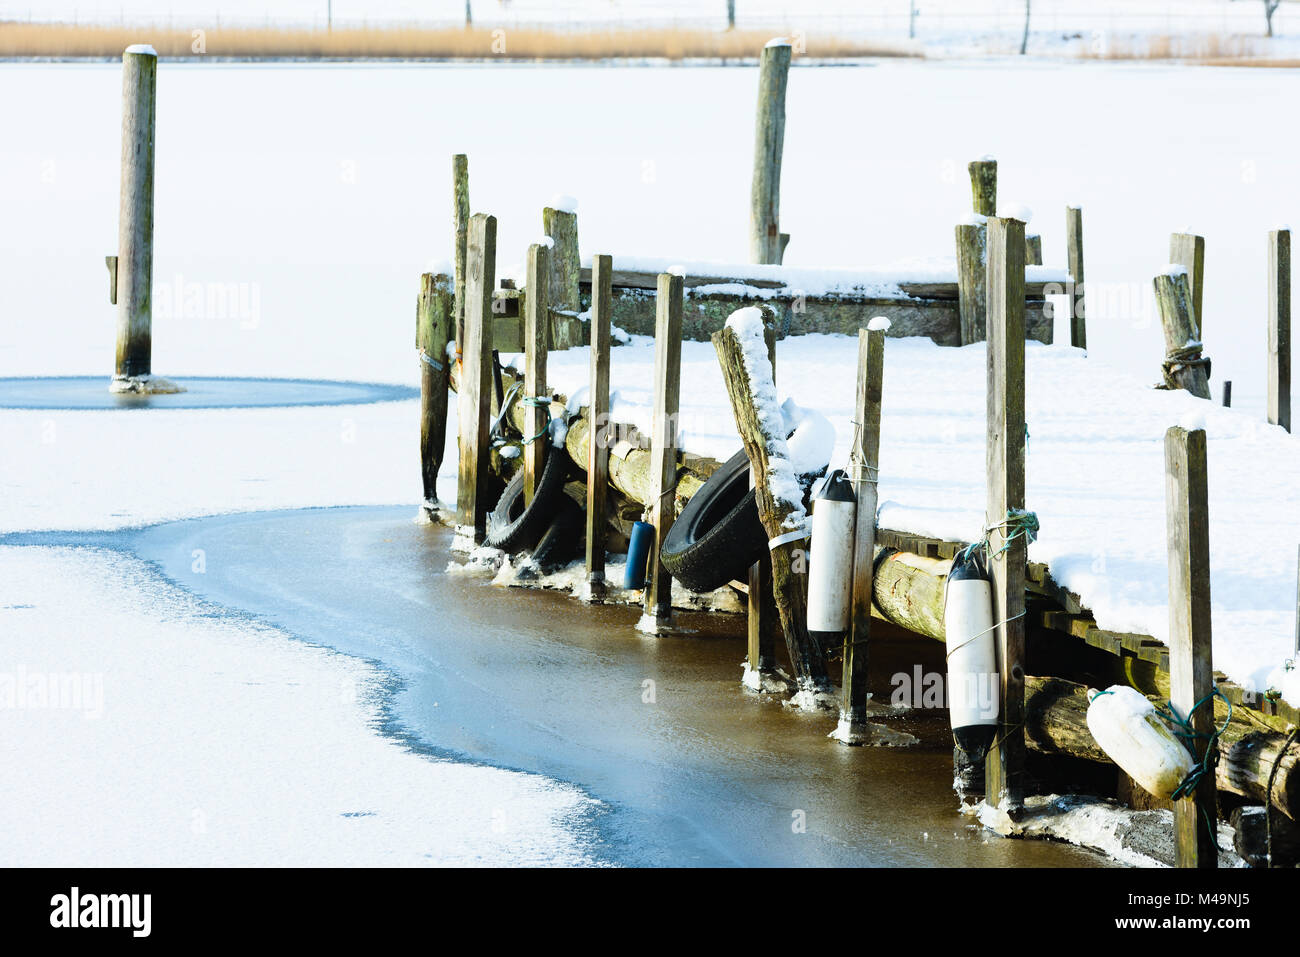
[0, 21, 918, 60]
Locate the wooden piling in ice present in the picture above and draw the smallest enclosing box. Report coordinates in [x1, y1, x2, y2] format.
[641, 273, 684, 630]
[544, 205, 580, 349]
[955, 159, 997, 345]
[456, 213, 497, 544]
[114, 45, 157, 382]
[984, 215, 1028, 812]
[1066, 205, 1087, 349]
[585, 254, 614, 599]
[523, 243, 550, 504]
[1164, 424, 1219, 869]
[417, 272, 454, 512]
[745, 318, 779, 688]
[1154, 269, 1211, 400]
[749, 40, 791, 265]
[452, 154, 470, 350]
[1269, 228, 1291, 433]
[1169, 232, 1205, 336]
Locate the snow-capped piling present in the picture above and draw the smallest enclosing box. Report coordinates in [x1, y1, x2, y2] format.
[985, 215, 1029, 810]
[639, 272, 684, 632]
[1065, 205, 1087, 349]
[452, 154, 470, 350]
[543, 202, 580, 349]
[954, 158, 998, 345]
[114, 44, 157, 384]
[1163, 423, 1218, 868]
[417, 272, 454, 514]
[1153, 268, 1211, 399]
[523, 242, 551, 506]
[1169, 231, 1206, 335]
[749, 40, 791, 265]
[456, 212, 497, 545]
[584, 254, 614, 601]
[833, 324, 886, 743]
[713, 306, 829, 696]
[1268, 227, 1291, 433]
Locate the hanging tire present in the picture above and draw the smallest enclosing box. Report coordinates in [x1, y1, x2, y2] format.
[531, 497, 585, 571]
[659, 449, 768, 593]
[485, 442, 570, 552]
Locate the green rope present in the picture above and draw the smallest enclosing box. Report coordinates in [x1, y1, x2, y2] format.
[1157, 685, 1232, 852]
[520, 396, 554, 443]
[957, 508, 1040, 565]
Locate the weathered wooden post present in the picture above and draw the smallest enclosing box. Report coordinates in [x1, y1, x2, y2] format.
[714, 309, 829, 700]
[455, 213, 497, 545]
[523, 243, 550, 504]
[835, 321, 885, 742]
[1269, 228, 1291, 433]
[1165, 423, 1218, 869]
[1170, 232, 1206, 334]
[984, 215, 1028, 812]
[1222, 380, 1232, 408]
[584, 254, 614, 601]
[1066, 205, 1086, 349]
[113, 44, 158, 388]
[417, 272, 454, 515]
[452, 154, 470, 352]
[640, 273, 684, 632]
[955, 159, 997, 345]
[745, 319, 779, 689]
[749, 39, 791, 265]
[1154, 268, 1211, 400]
[1024, 233, 1042, 266]
[544, 204, 580, 350]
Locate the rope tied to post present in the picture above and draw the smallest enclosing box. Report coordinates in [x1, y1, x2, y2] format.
[956, 508, 1040, 565]
[416, 348, 445, 372]
[519, 395, 555, 444]
[1158, 685, 1232, 851]
[1158, 342, 1212, 391]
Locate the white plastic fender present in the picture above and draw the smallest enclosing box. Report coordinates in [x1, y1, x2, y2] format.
[1085, 685, 1195, 800]
[943, 551, 999, 760]
[806, 470, 856, 634]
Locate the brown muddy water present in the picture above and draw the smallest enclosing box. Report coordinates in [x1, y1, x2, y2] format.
[118, 505, 1108, 867]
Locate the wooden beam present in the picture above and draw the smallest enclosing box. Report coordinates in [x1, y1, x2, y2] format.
[1165, 424, 1218, 868]
[749, 41, 791, 265]
[641, 273, 684, 630]
[1169, 232, 1206, 336]
[1066, 205, 1086, 349]
[585, 254, 613, 598]
[455, 213, 497, 543]
[955, 222, 986, 345]
[523, 243, 550, 505]
[452, 154, 469, 351]
[984, 215, 1028, 812]
[417, 272, 454, 512]
[713, 312, 829, 694]
[839, 324, 885, 737]
[114, 45, 157, 381]
[1269, 228, 1291, 433]
[1154, 269, 1211, 399]
[544, 205, 580, 349]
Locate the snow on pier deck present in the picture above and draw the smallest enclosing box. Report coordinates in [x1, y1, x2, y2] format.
[524, 331, 1300, 708]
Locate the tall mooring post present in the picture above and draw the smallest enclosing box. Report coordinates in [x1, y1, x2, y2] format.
[584, 254, 614, 601]
[1169, 232, 1206, 336]
[1269, 228, 1291, 433]
[1164, 424, 1218, 869]
[114, 45, 158, 383]
[523, 243, 550, 505]
[1065, 205, 1087, 349]
[417, 272, 454, 514]
[452, 154, 470, 351]
[984, 215, 1028, 812]
[749, 40, 791, 265]
[456, 213, 497, 544]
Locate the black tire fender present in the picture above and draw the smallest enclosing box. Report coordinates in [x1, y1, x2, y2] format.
[485, 442, 570, 552]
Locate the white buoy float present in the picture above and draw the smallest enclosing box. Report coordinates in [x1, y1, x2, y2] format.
[1085, 685, 1195, 799]
[806, 469, 856, 643]
[943, 550, 999, 764]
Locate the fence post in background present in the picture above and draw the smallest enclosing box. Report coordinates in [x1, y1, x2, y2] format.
[1154, 269, 1211, 400]
[984, 215, 1028, 813]
[523, 243, 550, 505]
[1024, 233, 1042, 266]
[452, 154, 469, 352]
[1066, 205, 1086, 350]
[956, 158, 997, 345]
[1164, 424, 1219, 869]
[727, 0, 736, 29]
[1222, 380, 1232, 408]
[749, 40, 791, 265]
[584, 255, 614, 601]
[1170, 231, 1206, 335]
[1269, 228, 1292, 433]
[417, 272, 454, 515]
[455, 213, 497, 545]
[969, 157, 997, 217]
[836, 322, 885, 743]
[114, 45, 157, 384]
[640, 273, 684, 633]
[544, 204, 580, 349]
